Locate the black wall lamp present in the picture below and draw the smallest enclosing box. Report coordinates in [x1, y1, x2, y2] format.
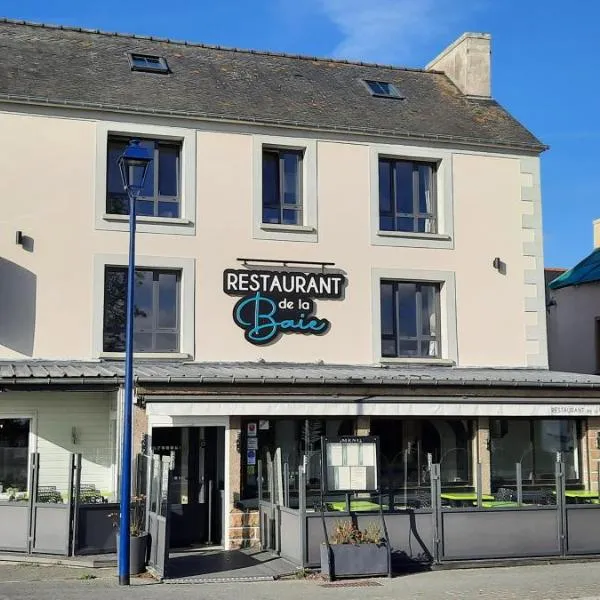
[15, 231, 24, 246]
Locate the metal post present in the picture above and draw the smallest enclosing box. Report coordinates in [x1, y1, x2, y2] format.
[403, 448, 408, 508]
[476, 462, 483, 508]
[555, 457, 566, 556]
[257, 459, 263, 503]
[597, 460, 600, 498]
[118, 189, 137, 586]
[430, 462, 441, 564]
[283, 461, 290, 508]
[298, 466, 307, 568]
[516, 462, 523, 506]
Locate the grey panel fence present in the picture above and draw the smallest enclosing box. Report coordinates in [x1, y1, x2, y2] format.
[259, 452, 600, 570]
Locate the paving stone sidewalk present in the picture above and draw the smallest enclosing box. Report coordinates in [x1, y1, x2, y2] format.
[1, 561, 600, 600]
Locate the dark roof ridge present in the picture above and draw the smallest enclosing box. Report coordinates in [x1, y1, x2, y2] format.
[0, 16, 442, 75]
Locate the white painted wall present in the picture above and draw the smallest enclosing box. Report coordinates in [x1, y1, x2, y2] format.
[547, 283, 600, 374]
[0, 391, 115, 495]
[0, 106, 546, 368]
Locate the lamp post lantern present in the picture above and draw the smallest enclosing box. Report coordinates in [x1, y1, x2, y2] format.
[117, 139, 152, 586]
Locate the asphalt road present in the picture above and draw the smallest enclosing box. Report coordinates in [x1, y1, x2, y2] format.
[1, 561, 600, 600]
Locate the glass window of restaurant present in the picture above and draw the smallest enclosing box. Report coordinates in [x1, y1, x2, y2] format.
[490, 418, 581, 489]
[370, 418, 473, 490]
[240, 418, 354, 506]
[0, 418, 31, 496]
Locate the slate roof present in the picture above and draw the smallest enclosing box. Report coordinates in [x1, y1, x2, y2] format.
[2, 360, 600, 389]
[0, 19, 545, 152]
[548, 248, 600, 290]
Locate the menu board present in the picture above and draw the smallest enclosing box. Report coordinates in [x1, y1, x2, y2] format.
[323, 436, 379, 492]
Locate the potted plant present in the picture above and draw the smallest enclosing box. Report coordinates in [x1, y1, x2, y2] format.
[321, 520, 389, 580]
[109, 495, 148, 575]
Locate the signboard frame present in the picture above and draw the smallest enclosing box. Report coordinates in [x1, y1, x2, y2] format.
[321, 435, 381, 494]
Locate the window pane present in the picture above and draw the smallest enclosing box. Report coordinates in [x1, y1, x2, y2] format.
[380, 282, 395, 336]
[262, 151, 279, 209]
[155, 333, 178, 352]
[107, 140, 128, 214]
[140, 140, 155, 198]
[418, 164, 433, 214]
[282, 152, 300, 207]
[133, 271, 154, 332]
[0, 418, 30, 493]
[396, 217, 414, 232]
[263, 207, 280, 224]
[158, 272, 178, 329]
[134, 332, 153, 352]
[158, 145, 179, 197]
[103, 268, 127, 352]
[157, 201, 179, 218]
[282, 209, 300, 225]
[381, 338, 396, 357]
[419, 339, 438, 358]
[490, 420, 532, 485]
[394, 161, 413, 214]
[398, 339, 418, 357]
[380, 216, 394, 231]
[396, 283, 417, 337]
[136, 199, 155, 216]
[420, 284, 438, 337]
[379, 160, 392, 214]
[416, 217, 435, 233]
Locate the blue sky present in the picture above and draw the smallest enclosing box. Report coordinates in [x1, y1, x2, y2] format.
[2, 0, 598, 268]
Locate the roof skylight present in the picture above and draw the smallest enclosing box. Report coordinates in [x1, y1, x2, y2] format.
[363, 80, 403, 99]
[129, 53, 170, 74]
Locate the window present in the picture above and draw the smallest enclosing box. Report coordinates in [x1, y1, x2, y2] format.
[380, 280, 441, 358]
[490, 419, 581, 488]
[364, 80, 403, 99]
[107, 137, 181, 218]
[129, 53, 170, 74]
[262, 148, 303, 226]
[0, 418, 30, 493]
[103, 267, 180, 353]
[379, 158, 436, 233]
[371, 418, 473, 489]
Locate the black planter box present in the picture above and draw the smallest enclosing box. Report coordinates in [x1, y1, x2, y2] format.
[320, 543, 389, 579]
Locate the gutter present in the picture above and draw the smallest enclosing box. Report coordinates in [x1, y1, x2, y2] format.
[0, 94, 548, 155]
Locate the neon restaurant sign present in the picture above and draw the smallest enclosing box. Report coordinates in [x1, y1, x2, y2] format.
[223, 266, 347, 345]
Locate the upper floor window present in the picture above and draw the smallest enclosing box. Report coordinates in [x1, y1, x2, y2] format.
[380, 280, 440, 358]
[379, 158, 436, 234]
[103, 267, 180, 353]
[129, 53, 170, 74]
[107, 137, 181, 218]
[262, 148, 303, 226]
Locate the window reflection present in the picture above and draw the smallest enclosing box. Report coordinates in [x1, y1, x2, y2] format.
[0, 419, 30, 495]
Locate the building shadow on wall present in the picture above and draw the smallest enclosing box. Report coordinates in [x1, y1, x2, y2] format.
[0, 257, 36, 356]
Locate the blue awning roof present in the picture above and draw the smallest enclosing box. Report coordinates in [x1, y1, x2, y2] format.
[548, 248, 600, 290]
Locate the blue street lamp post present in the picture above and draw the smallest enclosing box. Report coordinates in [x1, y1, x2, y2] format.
[117, 140, 152, 586]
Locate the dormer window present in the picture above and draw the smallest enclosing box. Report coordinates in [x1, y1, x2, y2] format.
[364, 80, 403, 99]
[129, 53, 170, 74]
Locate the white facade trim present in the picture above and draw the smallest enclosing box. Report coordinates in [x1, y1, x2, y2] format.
[92, 254, 196, 359]
[252, 134, 318, 243]
[371, 267, 458, 364]
[94, 120, 197, 236]
[369, 144, 454, 249]
[145, 399, 600, 418]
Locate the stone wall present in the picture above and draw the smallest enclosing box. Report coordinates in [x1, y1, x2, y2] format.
[228, 509, 260, 549]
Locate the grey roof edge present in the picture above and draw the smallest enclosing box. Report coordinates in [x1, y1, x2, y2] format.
[0, 93, 548, 154]
[0, 17, 442, 75]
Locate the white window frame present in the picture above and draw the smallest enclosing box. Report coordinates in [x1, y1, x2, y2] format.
[370, 144, 454, 249]
[95, 121, 197, 235]
[0, 412, 37, 497]
[252, 134, 318, 243]
[93, 254, 195, 359]
[372, 268, 458, 364]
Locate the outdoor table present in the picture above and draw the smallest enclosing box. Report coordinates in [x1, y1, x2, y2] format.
[440, 492, 494, 507]
[327, 500, 384, 512]
[477, 500, 520, 508]
[562, 490, 599, 504]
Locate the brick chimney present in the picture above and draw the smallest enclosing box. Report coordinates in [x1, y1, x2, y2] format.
[426, 32, 491, 98]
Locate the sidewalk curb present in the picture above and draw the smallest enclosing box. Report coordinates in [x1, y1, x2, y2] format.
[0, 554, 116, 568]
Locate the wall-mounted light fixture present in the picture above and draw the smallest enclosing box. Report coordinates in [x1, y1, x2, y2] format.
[15, 231, 24, 246]
[596, 431, 600, 450]
[71, 426, 80, 445]
[493, 257, 502, 270]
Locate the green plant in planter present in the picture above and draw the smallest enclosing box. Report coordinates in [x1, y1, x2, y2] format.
[330, 520, 384, 545]
[108, 495, 146, 536]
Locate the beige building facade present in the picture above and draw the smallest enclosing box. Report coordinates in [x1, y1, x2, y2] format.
[1, 19, 599, 550]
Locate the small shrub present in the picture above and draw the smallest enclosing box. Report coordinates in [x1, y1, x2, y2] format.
[330, 520, 383, 545]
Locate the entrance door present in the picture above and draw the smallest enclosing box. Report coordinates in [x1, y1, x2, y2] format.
[152, 426, 225, 548]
